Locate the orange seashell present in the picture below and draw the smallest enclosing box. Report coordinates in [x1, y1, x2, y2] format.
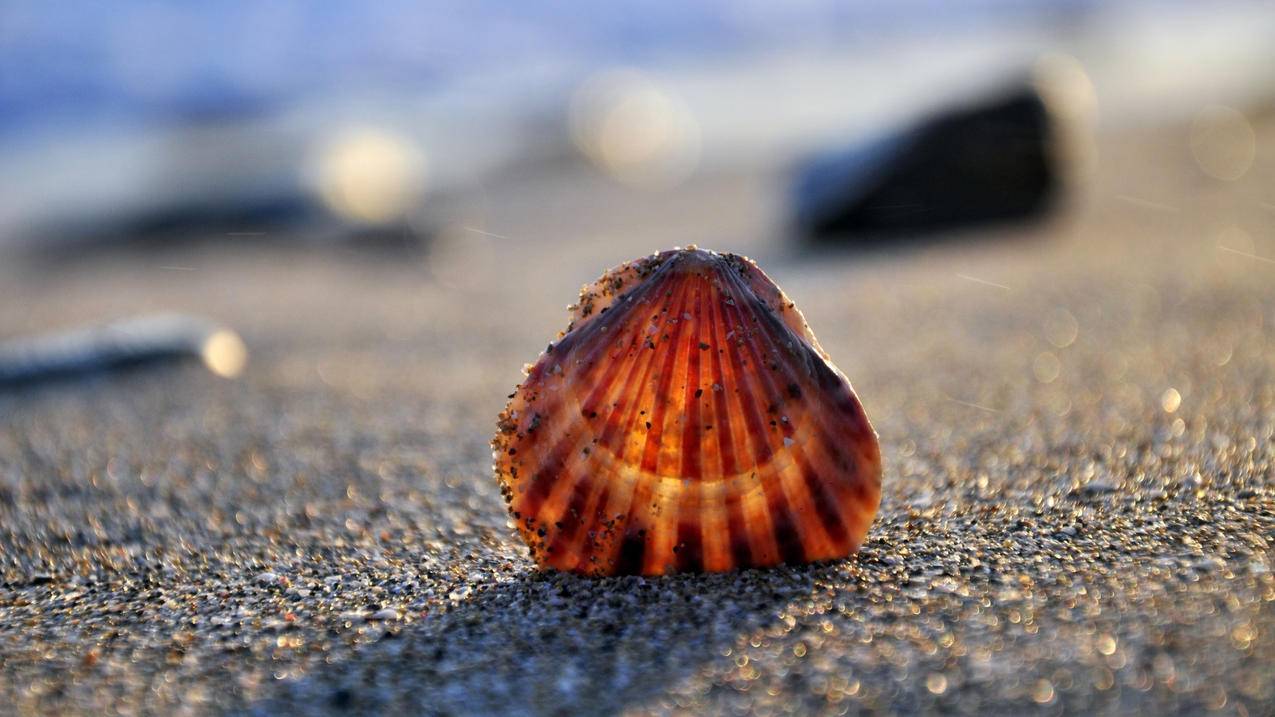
[493, 247, 881, 576]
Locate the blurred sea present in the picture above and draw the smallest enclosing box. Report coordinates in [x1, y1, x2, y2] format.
[0, 1, 1101, 142]
[1, 1, 1271, 244]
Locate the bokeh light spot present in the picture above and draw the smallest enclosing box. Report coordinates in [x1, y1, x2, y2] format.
[309, 129, 426, 223]
[201, 329, 248, 378]
[1190, 105, 1255, 181]
[1033, 352, 1061, 383]
[1043, 308, 1079, 348]
[569, 70, 700, 188]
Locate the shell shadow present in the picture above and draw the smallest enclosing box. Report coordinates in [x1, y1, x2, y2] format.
[249, 561, 862, 715]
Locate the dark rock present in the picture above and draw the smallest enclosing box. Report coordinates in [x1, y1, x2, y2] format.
[791, 84, 1060, 241]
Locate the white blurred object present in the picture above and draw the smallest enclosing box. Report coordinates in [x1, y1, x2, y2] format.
[306, 128, 427, 223]
[569, 70, 701, 188]
[0, 314, 247, 385]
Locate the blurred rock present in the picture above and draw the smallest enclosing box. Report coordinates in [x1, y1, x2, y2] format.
[792, 85, 1060, 241]
[0, 314, 246, 388]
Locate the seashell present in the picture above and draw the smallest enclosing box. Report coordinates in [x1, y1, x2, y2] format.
[493, 246, 881, 576]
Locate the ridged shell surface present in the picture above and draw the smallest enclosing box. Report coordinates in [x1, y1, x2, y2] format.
[494, 247, 881, 576]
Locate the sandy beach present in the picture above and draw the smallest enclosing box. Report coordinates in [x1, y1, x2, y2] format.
[1, 115, 1273, 715]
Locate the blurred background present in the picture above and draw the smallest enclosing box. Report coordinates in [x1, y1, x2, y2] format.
[2, 0, 1273, 256]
